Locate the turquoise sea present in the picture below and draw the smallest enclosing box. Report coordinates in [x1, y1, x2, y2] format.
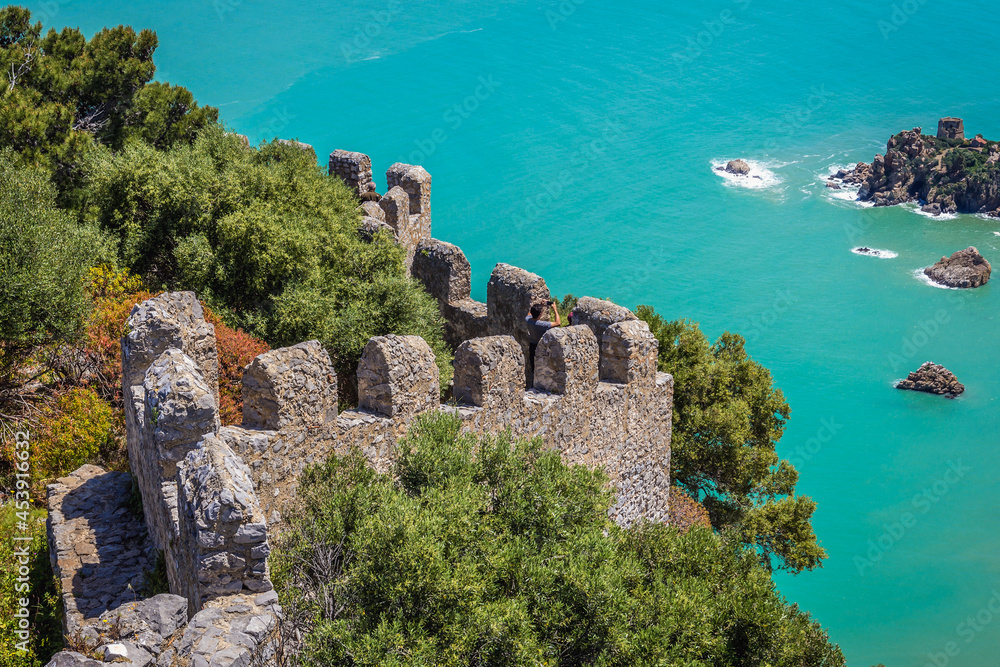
[29, 1, 1000, 664]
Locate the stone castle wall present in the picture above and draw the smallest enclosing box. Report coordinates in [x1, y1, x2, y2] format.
[46, 149, 673, 667]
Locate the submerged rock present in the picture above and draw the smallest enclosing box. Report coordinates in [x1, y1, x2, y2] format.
[725, 159, 750, 175]
[923, 246, 991, 288]
[896, 362, 965, 397]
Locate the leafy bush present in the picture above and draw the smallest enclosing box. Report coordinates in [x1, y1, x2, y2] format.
[84, 127, 450, 401]
[273, 412, 844, 666]
[31, 387, 119, 494]
[634, 306, 825, 573]
[83, 267, 269, 425]
[0, 6, 216, 197]
[0, 151, 104, 393]
[0, 503, 61, 667]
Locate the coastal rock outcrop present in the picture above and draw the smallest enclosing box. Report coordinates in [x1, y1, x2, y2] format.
[896, 362, 965, 397]
[835, 121, 1000, 216]
[725, 159, 750, 175]
[923, 246, 991, 288]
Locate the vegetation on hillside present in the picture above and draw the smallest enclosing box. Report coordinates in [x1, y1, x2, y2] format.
[0, 6, 843, 664]
[81, 129, 450, 399]
[0, 5, 217, 201]
[634, 306, 825, 574]
[273, 412, 845, 666]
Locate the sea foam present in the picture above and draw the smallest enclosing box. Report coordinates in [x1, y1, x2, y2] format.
[913, 269, 960, 290]
[852, 247, 898, 259]
[711, 159, 783, 190]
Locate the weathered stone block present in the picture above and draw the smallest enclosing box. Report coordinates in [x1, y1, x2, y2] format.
[177, 437, 271, 615]
[242, 340, 337, 430]
[600, 320, 658, 386]
[379, 186, 409, 232]
[386, 163, 431, 243]
[358, 216, 395, 244]
[442, 300, 489, 349]
[487, 263, 550, 383]
[571, 296, 638, 343]
[360, 201, 384, 221]
[533, 325, 599, 394]
[378, 186, 419, 267]
[487, 263, 550, 335]
[123, 291, 218, 399]
[357, 335, 439, 418]
[411, 238, 472, 304]
[453, 336, 524, 409]
[328, 149, 375, 195]
[145, 349, 219, 474]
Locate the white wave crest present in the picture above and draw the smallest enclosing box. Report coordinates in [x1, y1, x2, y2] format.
[852, 247, 898, 259]
[914, 269, 960, 290]
[711, 159, 783, 190]
[908, 204, 959, 221]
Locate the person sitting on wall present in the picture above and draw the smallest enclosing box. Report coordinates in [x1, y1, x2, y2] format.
[526, 301, 561, 363]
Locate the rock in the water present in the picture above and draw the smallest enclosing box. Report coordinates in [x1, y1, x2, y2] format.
[725, 159, 750, 175]
[826, 181, 842, 190]
[921, 202, 942, 216]
[896, 362, 965, 397]
[923, 246, 991, 288]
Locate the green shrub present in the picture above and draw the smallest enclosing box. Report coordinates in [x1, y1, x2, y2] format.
[0, 503, 62, 667]
[634, 306, 825, 574]
[273, 412, 844, 666]
[84, 128, 450, 401]
[0, 151, 104, 392]
[31, 388, 118, 494]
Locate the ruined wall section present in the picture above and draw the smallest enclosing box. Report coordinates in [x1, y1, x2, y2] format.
[122, 292, 272, 614]
[411, 238, 488, 347]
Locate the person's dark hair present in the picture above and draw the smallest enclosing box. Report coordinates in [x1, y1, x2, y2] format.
[530, 304, 543, 319]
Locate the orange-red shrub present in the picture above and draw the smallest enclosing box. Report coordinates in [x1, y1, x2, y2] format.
[86, 288, 157, 405]
[82, 268, 270, 426]
[204, 308, 270, 425]
[668, 486, 712, 533]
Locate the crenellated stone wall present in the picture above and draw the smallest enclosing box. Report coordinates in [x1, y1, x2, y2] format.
[47, 151, 673, 667]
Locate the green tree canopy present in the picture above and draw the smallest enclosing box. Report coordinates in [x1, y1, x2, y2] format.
[273, 412, 844, 666]
[0, 5, 217, 196]
[634, 306, 825, 574]
[0, 149, 104, 390]
[83, 127, 449, 397]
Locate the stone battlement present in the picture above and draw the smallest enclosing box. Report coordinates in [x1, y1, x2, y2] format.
[46, 151, 673, 667]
